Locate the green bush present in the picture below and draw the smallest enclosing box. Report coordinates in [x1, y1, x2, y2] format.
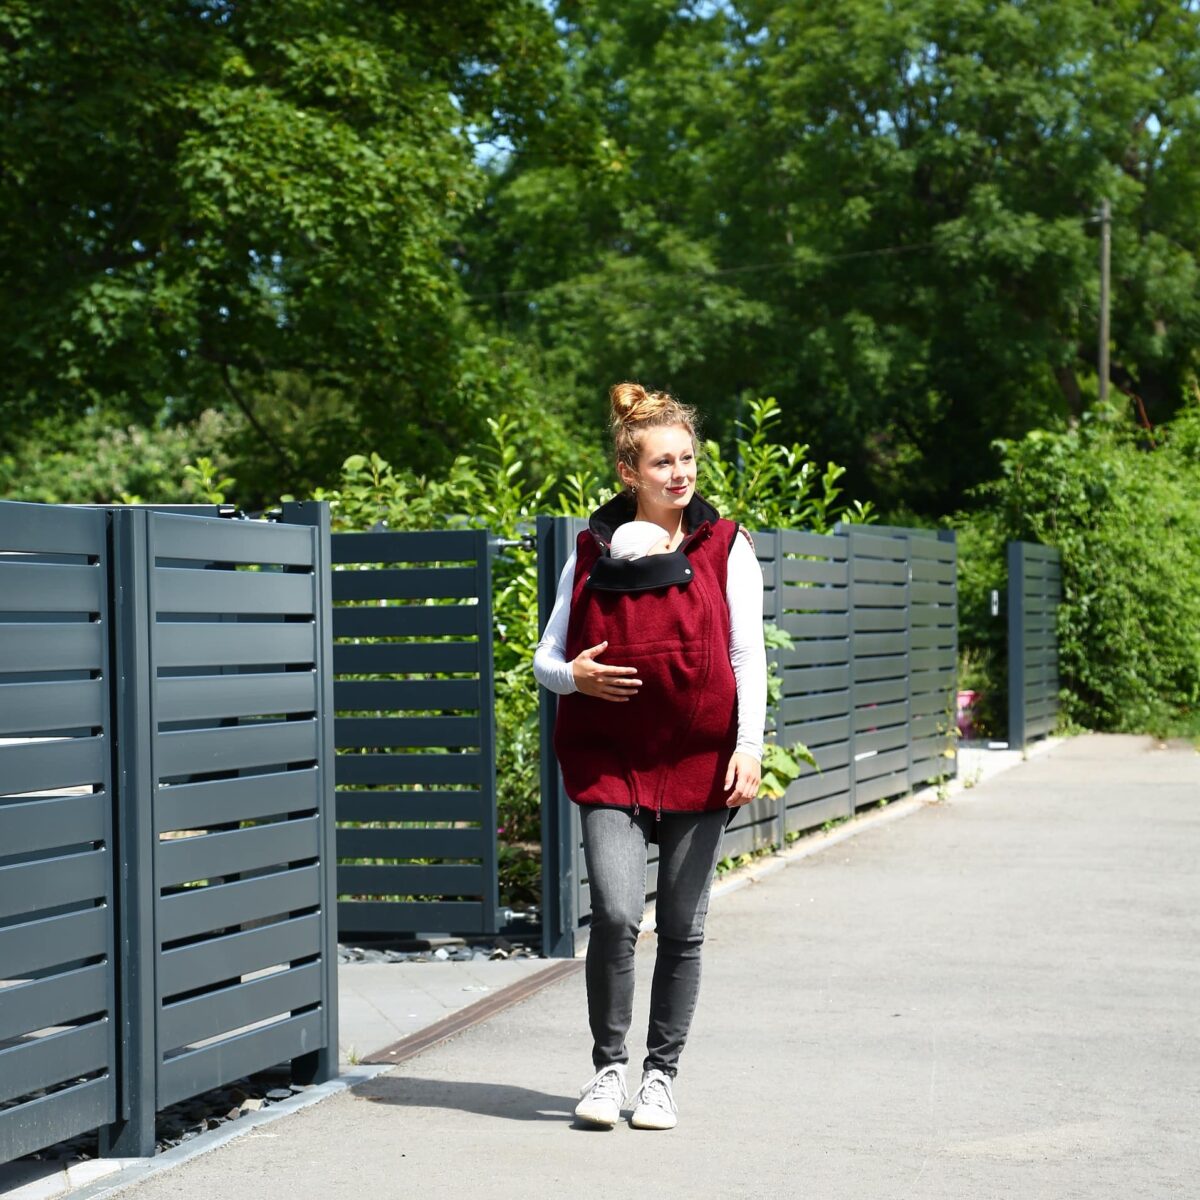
[956, 406, 1200, 734]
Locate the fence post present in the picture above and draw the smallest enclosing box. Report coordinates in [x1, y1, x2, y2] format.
[770, 528, 786, 848]
[537, 516, 577, 958]
[478, 530, 500, 937]
[1007, 541, 1027, 751]
[281, 501, 340, 1084]
[903, 535, 914, 794]
[99, 509, 157, 1158]
[844, 527, 859, 816]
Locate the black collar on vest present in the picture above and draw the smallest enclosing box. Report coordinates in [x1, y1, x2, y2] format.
[584, 492, 723, 594]
[586, 491, 722, 547]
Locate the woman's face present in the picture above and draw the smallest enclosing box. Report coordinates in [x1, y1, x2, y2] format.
[620, 424, 697, 517]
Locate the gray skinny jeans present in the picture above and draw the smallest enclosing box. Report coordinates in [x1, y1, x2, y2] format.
[579, 804, 727, 1080]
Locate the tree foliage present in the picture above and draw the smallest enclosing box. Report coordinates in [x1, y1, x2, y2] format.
[957, 405, 1200, 734]
[469, 0, 1200, 513]
[0, 0, 558, 500]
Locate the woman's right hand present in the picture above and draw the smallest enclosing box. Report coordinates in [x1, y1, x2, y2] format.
[571, 640, 642, 701]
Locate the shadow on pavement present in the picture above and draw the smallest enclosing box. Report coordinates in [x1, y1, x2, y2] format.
[353, 1074, 578, 1124]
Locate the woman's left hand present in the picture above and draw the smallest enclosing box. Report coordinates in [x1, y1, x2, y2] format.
[723, 752, 761, 807]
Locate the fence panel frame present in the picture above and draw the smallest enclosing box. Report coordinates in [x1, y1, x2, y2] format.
[1007, 541, 1062, 749]
[307, 520, 499, 941]
[0, 501, 120, 1164]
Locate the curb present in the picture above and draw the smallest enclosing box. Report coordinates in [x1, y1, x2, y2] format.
[63, 1067, 393, 1200]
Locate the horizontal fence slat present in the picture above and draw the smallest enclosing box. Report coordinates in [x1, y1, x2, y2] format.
[0, 737, 105, 797]
[781, 558, 847, 586]
[0, 907, 109, 979]
[158, 866, 320, 943]
[337, 899, 486, 935]
[157, 768, 321, 833]
[854, 701, 908, 731]
[0, 623, 104, 676]
[157, 720, 318, 779]
[156, 623, 317, 669]
[0, 562, 102, 613]
[854, 773, 911, 807]
[334, 679, 482, 711]
[854, 727, 909, 755]
[156, 672, 317, 724]
[0, 848, 108, 920]
[335, 716, 481, 749]
[781, 586, 849, 613]
[782, 613, 850, 639]
[0, 1021, 109, 1107]
[783, 664, 850, 693]
[0, 1077, 115, 1165]
[336, 790, 485, 823]
[780, 714, 850, 747]
[332, 641, 480, 674]
[157, 817, 320, 888]
[338, 863, 485, 896]
[780, 691, 849, 724]
[157, 1010, 324, 1109]
[155, 568, 314, 616]
[332, 605, 479, 639]
[783, 790, 850, 833]
[779, 639, 850, 668]
[331, 530, 482, 565]
[335, 753, 485, 787]
[0, 963, 109, 1043]
[0, 502, 106, 556]
[159, 914, 322, 999]
[151, 513, 314, 567]
[0, 792, 106, 857]
[780, 530, 847, 558]
[333, 567, 477, 602]
[0, 678, 104, 737]
[159, 961, 322, 1053]
[337, 827, 487, 860]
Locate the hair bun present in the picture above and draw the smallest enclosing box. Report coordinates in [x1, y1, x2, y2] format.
[609, 381, 651, 425]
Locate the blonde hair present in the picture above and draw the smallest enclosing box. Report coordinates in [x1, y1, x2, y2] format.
[608, 381, 700, 488]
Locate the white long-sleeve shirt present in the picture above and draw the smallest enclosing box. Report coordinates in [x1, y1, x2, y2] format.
[533, 534, 767, 760]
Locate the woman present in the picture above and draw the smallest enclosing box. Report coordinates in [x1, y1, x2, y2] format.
[534, 382, 767, 1131]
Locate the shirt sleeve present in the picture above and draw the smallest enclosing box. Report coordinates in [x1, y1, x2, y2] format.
[532, 552, 579, 695]
[727, 532, 767, 760]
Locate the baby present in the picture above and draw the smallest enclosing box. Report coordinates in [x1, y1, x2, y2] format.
[610, 520, 672, 560]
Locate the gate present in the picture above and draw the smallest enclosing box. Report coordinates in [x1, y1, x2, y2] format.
[1007, 541, 1062, 748]
[299, 520, 499, 940]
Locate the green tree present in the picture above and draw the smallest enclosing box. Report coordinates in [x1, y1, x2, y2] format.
[0, 0, 557, 502]
[469, 0, 1200, 516]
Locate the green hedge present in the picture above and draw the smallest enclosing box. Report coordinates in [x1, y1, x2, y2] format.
[956, 406, 1200, 736]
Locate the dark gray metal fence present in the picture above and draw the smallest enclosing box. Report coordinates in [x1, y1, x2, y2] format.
[0, 503, 119, 1164]
[538, 518, 957, 957]
[1007, 541, 1062, 749]
[308, 524, 498, 940]
[0, 501, 338, 1165]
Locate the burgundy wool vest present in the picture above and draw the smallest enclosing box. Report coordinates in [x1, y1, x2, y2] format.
[553, 494, 740, 817]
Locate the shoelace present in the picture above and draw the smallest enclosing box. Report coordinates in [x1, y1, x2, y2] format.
[580, 1067, 625, 1103]
[632, 1073, 676, 1114]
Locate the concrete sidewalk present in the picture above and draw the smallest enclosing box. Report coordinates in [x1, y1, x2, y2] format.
[21, 735, 1200, 1199]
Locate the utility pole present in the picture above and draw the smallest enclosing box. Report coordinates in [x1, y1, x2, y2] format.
[1098, 197, 1111, 408]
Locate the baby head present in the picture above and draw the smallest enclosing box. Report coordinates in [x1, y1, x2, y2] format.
[610, 520, 672, 560]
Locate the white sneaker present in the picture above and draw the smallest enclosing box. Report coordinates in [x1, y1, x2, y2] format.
[629, 1068, 678, 1130]
[574, 1064, 627, 1127]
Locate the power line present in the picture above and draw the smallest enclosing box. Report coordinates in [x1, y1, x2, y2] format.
[465, 212, 1107, 305]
